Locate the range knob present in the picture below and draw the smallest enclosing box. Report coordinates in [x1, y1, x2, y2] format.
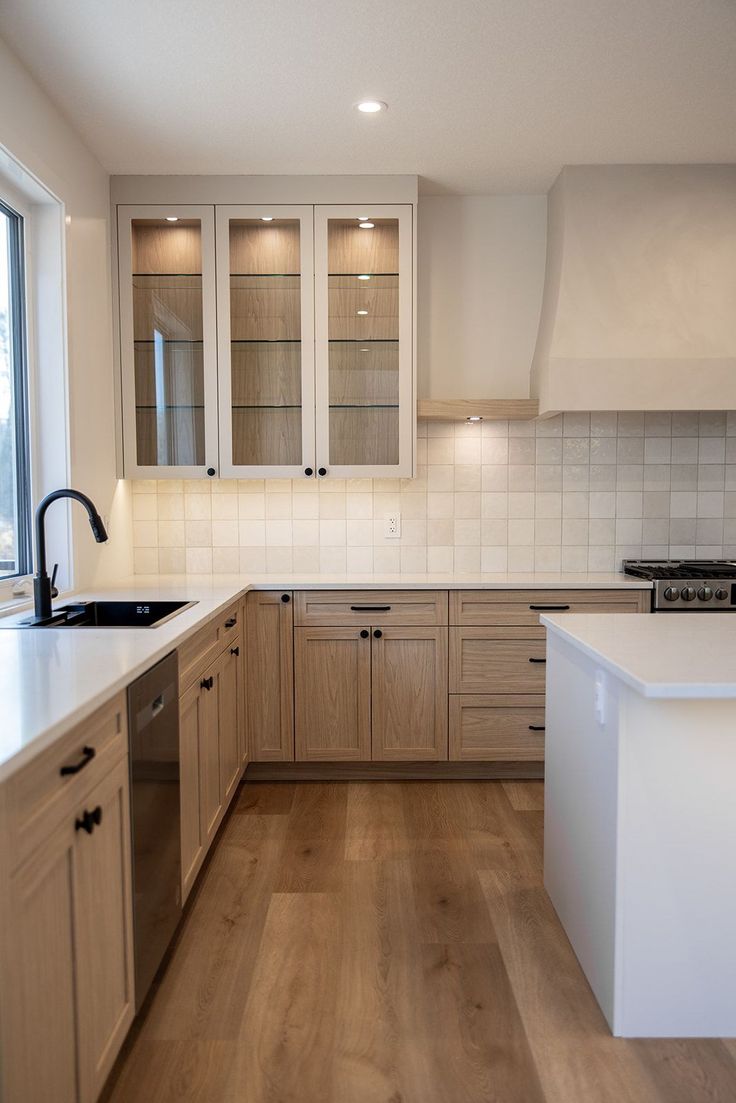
[716, 588, 729, 600]
[680, 586, 696, 602]
[698, 586, 713, 602]
[663, 586, 680, 601]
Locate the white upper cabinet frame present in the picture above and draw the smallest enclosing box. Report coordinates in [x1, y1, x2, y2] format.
[314, 204, 415, 480]
[117, 204, 219, 479]
[215, 205, 316, 479]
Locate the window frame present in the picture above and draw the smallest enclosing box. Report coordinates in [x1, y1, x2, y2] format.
[0, 192, 33, 593]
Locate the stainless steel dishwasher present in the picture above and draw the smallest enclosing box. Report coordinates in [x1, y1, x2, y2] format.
[127, 650, 182, 1008]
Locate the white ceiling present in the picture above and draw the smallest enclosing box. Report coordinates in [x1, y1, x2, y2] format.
[3, 0, 736, 194]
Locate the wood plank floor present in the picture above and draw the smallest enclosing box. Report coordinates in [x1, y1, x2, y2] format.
[104, 781, 736, 1103]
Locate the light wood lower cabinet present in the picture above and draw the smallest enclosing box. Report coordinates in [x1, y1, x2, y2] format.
[179, 635, 243, 903]
[295, 628, 371, 760]
[450, 695, 546, 761]
[294, 625, 448, 761]
[2, 745, 134, 1103]
[246, 590, 294, 761]
[450, 631, 547, 694]
[372, 627, 448, 760]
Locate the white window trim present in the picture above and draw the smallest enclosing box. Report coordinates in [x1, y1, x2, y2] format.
[0, 150, 70, 610]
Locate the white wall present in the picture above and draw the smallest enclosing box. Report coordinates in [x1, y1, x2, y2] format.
[417, 195, 547, 400]
[0, 34, 131, 588]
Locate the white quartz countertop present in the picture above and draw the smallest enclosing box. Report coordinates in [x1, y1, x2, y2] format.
[0, 571, 650, 783]
[542, 612, 736, 699]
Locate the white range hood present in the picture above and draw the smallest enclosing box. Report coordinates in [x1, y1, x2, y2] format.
[531, 165, 736, 414]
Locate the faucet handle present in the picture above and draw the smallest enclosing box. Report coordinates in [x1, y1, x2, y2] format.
[50, 563, 59, 598]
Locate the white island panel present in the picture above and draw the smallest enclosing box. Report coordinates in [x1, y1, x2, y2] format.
[543, 618, 736, 1037]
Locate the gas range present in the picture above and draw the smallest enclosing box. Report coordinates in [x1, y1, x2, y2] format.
[622, 559, 736, 611]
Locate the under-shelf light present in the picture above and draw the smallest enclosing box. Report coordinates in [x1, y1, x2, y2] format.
[164, 216, 178, 222]
[260, 216, 274, 222]
[357, 274, 371, 280]
[359, 221, 374, 229]
[359, 347, 370, 352]
[466, 415, 483, 423]
[357, 309, 369, 315]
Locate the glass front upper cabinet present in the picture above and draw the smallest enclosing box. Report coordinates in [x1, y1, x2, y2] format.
[216, 206, 314, 477]
[314, 205, 414, 478]
[117, 206, 218, 478]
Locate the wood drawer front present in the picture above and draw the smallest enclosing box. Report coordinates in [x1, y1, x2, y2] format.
[450, 695, 545, 761]
[9, 693, 127, 871]
[294, 590, 448, 627]
[178, 601, 240, 692]
[450, 588, 650, 627]
[450, 630, 547, 694]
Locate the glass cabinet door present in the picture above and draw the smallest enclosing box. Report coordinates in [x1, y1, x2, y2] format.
[216, 207, 314, 477]
[117, 206, 218, 478]
[315, 205, 414, 478]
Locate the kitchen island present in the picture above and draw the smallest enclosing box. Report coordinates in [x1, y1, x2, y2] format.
[542, 612, 736, 1037]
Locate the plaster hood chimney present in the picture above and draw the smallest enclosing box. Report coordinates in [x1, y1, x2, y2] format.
[531, 165, 736, 414]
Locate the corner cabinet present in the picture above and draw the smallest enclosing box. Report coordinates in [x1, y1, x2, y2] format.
[116, 200, 415, 479]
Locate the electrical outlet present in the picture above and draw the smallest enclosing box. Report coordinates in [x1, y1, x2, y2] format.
[384, 513, 401, 538]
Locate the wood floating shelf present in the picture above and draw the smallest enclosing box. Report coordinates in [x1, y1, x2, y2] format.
[416, 398, 539, 421]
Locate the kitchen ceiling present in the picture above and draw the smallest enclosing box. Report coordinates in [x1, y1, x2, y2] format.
[2, 0, 736, 194]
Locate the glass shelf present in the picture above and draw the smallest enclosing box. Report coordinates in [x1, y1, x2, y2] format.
[230, 339, 302, 344]
[132, 272, 203, 278]
[134, 339, 203, 345]
[136, 404, 204, 410]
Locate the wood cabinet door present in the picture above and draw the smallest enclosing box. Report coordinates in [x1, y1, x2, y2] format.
[5, 822, 79, 1103]
[218, 640, 242, 804]
[74, 758, 135, 1103]
[246, 591, 295, 761]
[179, 679, 206, 901]
[371, 627, 448, 761]
[199, 661, 223, 847]
[294, 627, 371, 760]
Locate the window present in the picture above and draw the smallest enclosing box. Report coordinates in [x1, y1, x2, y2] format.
[0, 199, 32, 579]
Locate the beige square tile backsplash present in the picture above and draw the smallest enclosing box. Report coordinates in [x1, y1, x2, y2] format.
[132, 411, 736, 574]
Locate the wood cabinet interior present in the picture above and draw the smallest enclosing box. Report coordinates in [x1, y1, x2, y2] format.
[228, 220, 303, 467]
[131, 219, 205, 467]
[327, 219, 400, 467]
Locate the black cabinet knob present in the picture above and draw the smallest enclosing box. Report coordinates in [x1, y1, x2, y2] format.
[318, 467, 327, 477]
[206, 467, 216, 477]
[230, 646, 240, 656]
[304, 467, 314, 477]
[200, 676, 214, 691]
[373, 629, 383, 639]
[360, 629, 369, 638]
[75, 805, 102, 834]
[281, 593, 291, 603]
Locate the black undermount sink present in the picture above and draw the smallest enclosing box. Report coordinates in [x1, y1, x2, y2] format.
[8, 599, 197, 629]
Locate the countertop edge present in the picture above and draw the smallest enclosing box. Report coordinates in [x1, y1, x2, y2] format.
[542, 614, 736, 699]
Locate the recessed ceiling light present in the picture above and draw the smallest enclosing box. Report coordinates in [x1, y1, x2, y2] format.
[357, 274, 371, 280]
[165, 216, 178, 222]
[357, 309, 368, 315]
[355, 100, 387, 114]
[260, 216, 273, 221]
[466, 415, 484, 423]
[359, 221, 374, 229]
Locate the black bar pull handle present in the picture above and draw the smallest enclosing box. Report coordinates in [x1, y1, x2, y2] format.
[528, 724, 546, 731]
[529, 604, 571, 611]
[201, 676, 214, 691]
[350, 605, 391, 612]
[230, 646, 240, 656]
[528, 657, 547, 664]
[60, 745, 95, 777]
